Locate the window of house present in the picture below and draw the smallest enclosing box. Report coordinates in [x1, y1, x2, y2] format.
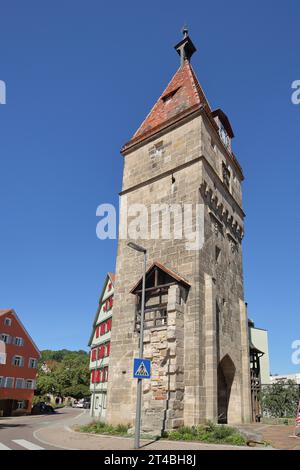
[0, 334, 10, 344]
[5, 377, 14, 388]
[103, 367, 108, 382]
[106, 342, 110, 357]
[95, 395, 99, 409]
[0, 376, 4, 387]
[95, 326, 100, 338]
[98, 345, 104, 359]
[25, 379, 34, 389]
[14, 337, 24, 346]
[15, 378, 24, 389]
[95, 369, 101, 383]
[13, 356, 23, 367]
[91, 370, 95, 383]
[91, 349, 96, 362]
[4, 317, 11, 326]
[17, 400, 26, 409]
[28, 358, 37, 368]
[0, 352, 6, 365]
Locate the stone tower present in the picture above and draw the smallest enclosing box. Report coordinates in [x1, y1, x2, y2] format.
[106, 30, 252, 433]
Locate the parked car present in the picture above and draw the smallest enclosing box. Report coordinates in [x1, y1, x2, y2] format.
[72, 398, 90, 409]
[72, 399, 84, 408]
[83, 398, 91, 409]
[31, 402, 55, 415]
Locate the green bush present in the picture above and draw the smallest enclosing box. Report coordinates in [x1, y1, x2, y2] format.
[79, 420, 246, 445]
[164, 422, 246, 446]
[79, 421, 130, 436]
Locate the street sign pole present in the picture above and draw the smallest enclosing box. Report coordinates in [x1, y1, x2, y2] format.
[134, 249, 146, 449]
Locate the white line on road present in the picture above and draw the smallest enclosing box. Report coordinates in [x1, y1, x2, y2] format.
[0, 443, 11, 450]
[12, 439, 44, 450]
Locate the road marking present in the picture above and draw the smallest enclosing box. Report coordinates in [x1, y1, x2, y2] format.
[12, 439, 44, 450]
[0, 443, 11, 450]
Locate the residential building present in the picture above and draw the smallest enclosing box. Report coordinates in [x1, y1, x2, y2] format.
[270, 374, 300, 385]
[106, 29, 253, 434]
[88, 273, 114, 420]
[249, 319, 270, 385]
[0, 309, 40, 416]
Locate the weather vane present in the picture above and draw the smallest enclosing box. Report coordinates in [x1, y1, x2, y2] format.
[181, 23, 188, 38]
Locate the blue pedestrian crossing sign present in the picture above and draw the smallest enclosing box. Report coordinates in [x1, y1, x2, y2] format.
[133, 358, 151, 379]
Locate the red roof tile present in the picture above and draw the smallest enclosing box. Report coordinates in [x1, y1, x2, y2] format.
[122, 61, 216, 151]
[0, 309, 13, 317]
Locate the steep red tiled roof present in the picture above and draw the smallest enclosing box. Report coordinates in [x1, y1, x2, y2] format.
[0, 309, 40, 356]
[0, 309, 13, 317]
[122, 60, 217, 153]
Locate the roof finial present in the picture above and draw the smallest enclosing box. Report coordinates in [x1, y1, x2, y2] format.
[174, 26, 197, 67]
[182, 24, 189, 39]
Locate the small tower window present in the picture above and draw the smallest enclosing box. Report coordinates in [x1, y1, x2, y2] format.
[149, 141, 164, 158]
[211, 138, 217, 152]
[222, 162, 231, 189]
[215, 246, 221, 263]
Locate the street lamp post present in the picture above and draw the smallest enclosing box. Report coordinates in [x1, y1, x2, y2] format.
[127, 242, 147, 450]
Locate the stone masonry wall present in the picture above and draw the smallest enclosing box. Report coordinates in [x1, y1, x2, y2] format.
[106, 113, 252, 429]
[142, 285, 185, 434]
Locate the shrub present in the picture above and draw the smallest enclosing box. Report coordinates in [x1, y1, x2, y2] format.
[164, 423, 246, 446]
[79, 421, 130, 436]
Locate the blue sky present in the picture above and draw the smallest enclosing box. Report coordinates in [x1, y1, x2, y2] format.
[0, 1, 299, 374]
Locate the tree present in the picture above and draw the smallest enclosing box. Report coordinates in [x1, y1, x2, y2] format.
[261, 380, 299, 418]
[36, 349, 90, 400]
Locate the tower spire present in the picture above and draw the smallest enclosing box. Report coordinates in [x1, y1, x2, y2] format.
[175, 25, 196, 67]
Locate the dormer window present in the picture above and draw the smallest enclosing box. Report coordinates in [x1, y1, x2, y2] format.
[161, 87, 180, 104]
[4, 317, 11, 326]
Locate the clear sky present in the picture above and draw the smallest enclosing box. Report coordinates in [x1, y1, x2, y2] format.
[0, 1, 299, 375]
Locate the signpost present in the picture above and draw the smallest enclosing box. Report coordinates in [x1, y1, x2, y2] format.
[133, 358, 151, 379]
[127, 242, 147, 450]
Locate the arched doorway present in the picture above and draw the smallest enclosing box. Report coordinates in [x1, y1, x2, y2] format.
[217, 355, 236, 424]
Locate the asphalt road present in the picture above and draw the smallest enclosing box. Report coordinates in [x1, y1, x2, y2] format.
[0, 407, 83, 450]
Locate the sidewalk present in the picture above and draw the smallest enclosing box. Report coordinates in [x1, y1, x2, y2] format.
[238, 424, 300, 450]
[33, 411, 264, 451]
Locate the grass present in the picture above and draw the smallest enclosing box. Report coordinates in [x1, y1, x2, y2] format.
[162, 422, 247, 446]
[79, 421, 131, 436]
[79, 420, 247, 446]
